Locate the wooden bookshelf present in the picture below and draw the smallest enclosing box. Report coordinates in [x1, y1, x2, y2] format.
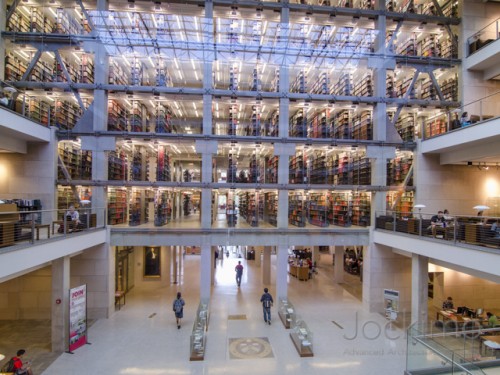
[108, 188, 127, 225]
[289, 193, 306, 227]
[308, 193, 329, 227]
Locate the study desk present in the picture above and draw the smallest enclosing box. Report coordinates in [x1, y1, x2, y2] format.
[21, 223, 50, 240]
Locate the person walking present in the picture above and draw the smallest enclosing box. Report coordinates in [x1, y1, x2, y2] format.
[235, 261, 244, 287]
[260, 288, 274, 325]
[172, 292, 185, 329]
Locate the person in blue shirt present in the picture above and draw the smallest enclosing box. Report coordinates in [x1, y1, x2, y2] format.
[260, 288, 274, 325]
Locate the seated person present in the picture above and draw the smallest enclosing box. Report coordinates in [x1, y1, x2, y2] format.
[490, 220, 500, 238]
[450, 113, 461, 130]
[485, 312, 498, 328]
[58, 205, 80, 233]
[0, 92, 9, 107]
[429, 211, 446, 236]
[442, 296, 454, 309]
[460, 111, 470, 127]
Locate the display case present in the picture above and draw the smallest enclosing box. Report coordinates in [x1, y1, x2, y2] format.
[290, 318, 314, 357]
[190, 300, 210, 361]
[278, 299, 297, 329]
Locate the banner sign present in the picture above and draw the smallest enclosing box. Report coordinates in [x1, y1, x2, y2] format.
[69, 284, 87, 352]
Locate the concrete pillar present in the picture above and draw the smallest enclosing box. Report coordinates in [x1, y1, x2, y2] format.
[51, 256, 70, 352]
[200, 244, 211, 300]
[254, 246, 261, 267]
[172, 246, 178, 284]
[211, 246, 217, 285]
[178, 246, 183, 282]
[363, 241, 412, 314]
[0, 0, 6, 80]
[334, 246, 345, 284]
[411, 254, 429, 325]
[275, 143, 296, 228]
[196, 140, 218, 228]
[163, 246, 171, 284]
[276, 245, 288, 301]
[262, 246, 271, 285]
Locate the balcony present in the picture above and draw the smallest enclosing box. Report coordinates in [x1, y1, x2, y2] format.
[0, 206, 107, 282]
[374, 212, 500, 279]
[466, 18, 500, 80]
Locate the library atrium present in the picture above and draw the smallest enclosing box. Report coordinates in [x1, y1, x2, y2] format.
[0, 0, 499, 373]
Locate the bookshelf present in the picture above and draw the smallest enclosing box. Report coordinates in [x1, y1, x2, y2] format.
[352, 111, 372, 140]
[332, 73, 352, 96]
[289, 154, 306, 184]
[290, 108, 307, 138]
[108, 100, 128, 131]
[310, 151, 328, 184]
[308, 193, 329, 227]
[57, 186, 79, 211]
[155, 191, 171, 226]
[289, 193, 306, 227]
[266, 156, 278, 184]
[108, 188, 127, 225]
[351, 192, 371, 227]
[329, 192, 351, 227]
[332, 110, 351, 139]
[396, 113, 416, 142]
[156, 146, 171, 182]
[58, 142, 92, 180]
[247, 193, 258, 227]
[352, 73, 373, 97]
[155, 103, 173, 133]
[308, 110, 330, 139]
[108, 151, 128, 180]
[227, 154, 238, 183]
[129, 189, 142, 226]
[264, 192, 278, 227]
[387, 153, 413, 186]
[424, 115, 447, 138]
[54, 99, 81, 130]
[291, 70, 307, 93]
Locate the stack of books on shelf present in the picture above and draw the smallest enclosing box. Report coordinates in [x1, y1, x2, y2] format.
[308, 193, 329, 227]
[289, 154, 306, 184]
[108, 188, 127, 224]
[108, 100, 128, 131]
[290, 109, 307, 138]
[289, 193, 306, 227]
[352, 111, 372, 140]
[108, 151, 128, 180]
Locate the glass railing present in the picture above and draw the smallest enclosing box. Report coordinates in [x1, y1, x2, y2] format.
[407, 322, 500, 374]
[467, 17, 500, 57]
[375, 211, 500, 250]
[0, 206, 106, 251]
[423, 91, 500, 140]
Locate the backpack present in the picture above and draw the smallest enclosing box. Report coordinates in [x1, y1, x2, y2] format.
[1, 357, 15, 373]
[174, 299, 183, 313]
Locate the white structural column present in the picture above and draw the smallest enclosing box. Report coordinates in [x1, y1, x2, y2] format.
[178, 246, 183, 283]
[172, 246, 178, 284]
[262, 246, 272, 285]
[0, 0, 6, 79]
[276, 245, 288, 301]
[202, 0, 214, 135]
[211, 246, 217, 285]
[254, 246, 262, 267]
[411, 254, 429, 324]
[275, 143, 296, 228]
[334, 246, 345, 284]
[200, 243, 211, 300]
[163, 246, 171, 284]
[51, 256, 70, 352]
[196, 140, 218, 228]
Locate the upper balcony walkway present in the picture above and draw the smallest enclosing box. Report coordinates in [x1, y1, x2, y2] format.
[374, 212, 500, 281]
[465, 17, 500, 80]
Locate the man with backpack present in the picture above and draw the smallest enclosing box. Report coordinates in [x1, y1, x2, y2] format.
[235, 261, 244, 287]
[172, 292, 185, 329]
[1, 349, 33, 375]
[260, 288, 274, 325]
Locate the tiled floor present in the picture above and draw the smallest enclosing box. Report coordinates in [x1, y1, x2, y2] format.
[2, 252, 498, 374]
[30, 252, 411, 375]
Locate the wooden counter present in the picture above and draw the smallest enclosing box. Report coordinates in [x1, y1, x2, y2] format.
[289, 264, 309, 281]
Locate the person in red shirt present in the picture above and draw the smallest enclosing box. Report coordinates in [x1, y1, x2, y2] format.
[235, 261, 244, 287]
[12, 349, 33, 375]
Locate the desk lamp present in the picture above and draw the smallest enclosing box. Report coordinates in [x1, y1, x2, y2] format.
[473, 205, 490, 211]
[414, 204, 426, 218]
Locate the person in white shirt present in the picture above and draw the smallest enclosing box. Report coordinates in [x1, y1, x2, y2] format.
[65, 205, 80, 230]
